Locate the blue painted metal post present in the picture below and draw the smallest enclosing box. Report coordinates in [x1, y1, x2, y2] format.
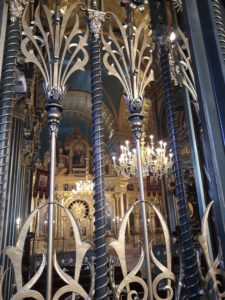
[88, 7, 109, 300]
[158, 43, 200, 300]
[183, 0, 225, 264]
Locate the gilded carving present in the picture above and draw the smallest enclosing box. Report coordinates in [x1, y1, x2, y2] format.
[8, 0, 25, 22]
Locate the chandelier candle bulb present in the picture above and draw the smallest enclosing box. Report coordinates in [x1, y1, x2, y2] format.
[113, 137, 173, 177]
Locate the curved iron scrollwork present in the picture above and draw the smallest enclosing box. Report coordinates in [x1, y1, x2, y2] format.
[172, 0, 183, 12]
[0, 267, 7, 300]
[102, 12, 154, 114]
[108, 201, 176, 300]
[168, 28, 197, 102]
[198, 201, 225, 299]
[108, 204, 148, 300]
[148, 203, 176, 300]
[21, 3, 89, 102]
[0, 203, 94, 300]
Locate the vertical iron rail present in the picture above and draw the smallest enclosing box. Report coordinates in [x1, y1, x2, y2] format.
[158, 44, 200, 300]
[129, 113, 153, 300]
[46, 104, 61, 300]
[136, 141, 153, 300]
[89, 21, 109, 300]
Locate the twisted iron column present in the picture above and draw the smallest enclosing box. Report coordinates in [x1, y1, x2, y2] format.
[158, 44, 200, 300]
[88, 9, 109, 300]
[0, 17, 21, 300]
[212, 0, 225, 64]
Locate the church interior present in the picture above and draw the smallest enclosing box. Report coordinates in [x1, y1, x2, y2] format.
[0, 0, 225, 299]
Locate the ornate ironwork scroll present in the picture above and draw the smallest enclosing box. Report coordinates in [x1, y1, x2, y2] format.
[21, 3, 88, 99]
[1, 203, 94, 300]
[109, 201, 176, 300]
[21, 3, 89, 299]
[108, 203, 148, 300]
[148, 203, 176, 300]
[168, 28, 197, 102]
[0, 267, 6, 300]
[198, 201, 225, 299]
[171, 0, 183, 12]
[102, 14, 154, 108]
[102, 10, 154, 299]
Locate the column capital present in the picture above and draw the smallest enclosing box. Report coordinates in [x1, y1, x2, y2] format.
[8, 0, 25, 22]
[88, 9, 106, 40]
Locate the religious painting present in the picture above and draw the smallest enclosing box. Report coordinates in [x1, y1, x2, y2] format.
[154, 204, 162, 231]
[33, 169, 49, 199]
[72, 143, 86, 168]
[105, 201, 114, 235]
[147, 175, 160, 196]
[39, 205, 48, 237]
[149, 175, 159, 189]
[81, 226, 86, 236]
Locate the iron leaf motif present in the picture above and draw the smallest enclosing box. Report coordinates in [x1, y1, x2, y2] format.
[1, 203, 94, 299]
[148, 202, 176, 300]
[2, 204, 46, 299]
[199, 201, 225, 299]
[108, 202, 148, 299]
[21, 3, 89, 102]
[169, 28, 198, 102]
[53, 205, 94, 300]
[102, 13, 154, 114]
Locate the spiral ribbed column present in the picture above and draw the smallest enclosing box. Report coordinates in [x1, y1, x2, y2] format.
[0, 19, 20, 260]
[90, 36, 109, 299]
[0, 18, 21, 300]
[212, 0, 225, 64]
[159, 45, 200, 300]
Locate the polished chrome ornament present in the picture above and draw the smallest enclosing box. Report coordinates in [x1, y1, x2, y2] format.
[1, 203, 94, 299]
[198, 201, 225, 299]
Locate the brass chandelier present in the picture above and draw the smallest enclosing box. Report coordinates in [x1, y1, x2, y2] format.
[112, 136, 173, 177]
[72, 177, 94, 195]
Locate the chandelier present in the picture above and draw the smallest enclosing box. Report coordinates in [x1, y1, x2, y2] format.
[112, 136, 173, 177]
[72, 176, 94, 195]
